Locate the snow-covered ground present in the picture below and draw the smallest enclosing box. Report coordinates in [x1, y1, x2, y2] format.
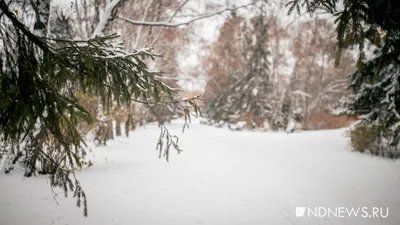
[1, 120, 400, 225]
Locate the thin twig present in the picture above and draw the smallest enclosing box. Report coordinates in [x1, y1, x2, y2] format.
[118, 1, 260, 27]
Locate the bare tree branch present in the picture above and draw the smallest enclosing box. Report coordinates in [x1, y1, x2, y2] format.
[118, 1, 260, 27]
[150, 0, 191, 45]
[134, 0, 156, 47]
[0, 0, 50, 51]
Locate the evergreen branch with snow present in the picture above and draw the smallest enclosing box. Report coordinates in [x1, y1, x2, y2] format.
[0, 0, 184, 216]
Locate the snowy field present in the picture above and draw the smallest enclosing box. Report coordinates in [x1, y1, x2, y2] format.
[1, 120, 400, 225]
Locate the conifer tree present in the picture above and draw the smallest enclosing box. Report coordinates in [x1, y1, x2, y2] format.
[335, 42, 400, 157]
[205, 12, 274, 129]
[288, 0, 400, 156]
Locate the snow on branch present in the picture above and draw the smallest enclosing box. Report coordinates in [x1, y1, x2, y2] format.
[292, 90, 311, 98]
[322, 78, 348, 93]
[91, 0, 124, 38]
[118, 1, 260, 27]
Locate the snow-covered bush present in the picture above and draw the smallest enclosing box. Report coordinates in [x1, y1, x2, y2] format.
[348, 124, 400, 158]
[271, 93, 290, 131]
[348, 124, 382, 153]
[293, 107, 303, 123]
[270, 112, 286, 131]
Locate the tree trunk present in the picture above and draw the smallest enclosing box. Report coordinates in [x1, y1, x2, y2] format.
[125, 119, 130, 137]
[91, 0, 126, 38]
[106, 120, 114, 140]
[115, 118, 121, 136]
[31, 0, 51, 37]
